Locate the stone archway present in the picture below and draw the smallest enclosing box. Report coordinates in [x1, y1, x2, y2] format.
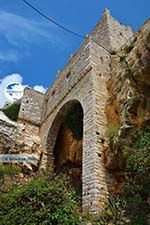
[46, 100, 83, 188]
[40, 63, 110, 212]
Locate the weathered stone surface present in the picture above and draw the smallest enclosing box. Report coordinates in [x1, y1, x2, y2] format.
[0, 112, 42, 172]
[53, 126, 82, 187]
[18, 87, 45, 126]
[106, 18, 150, 129]
[91, 8, 133, 51]
[54, 127, 82, 167]
[104, 18, 150, 195]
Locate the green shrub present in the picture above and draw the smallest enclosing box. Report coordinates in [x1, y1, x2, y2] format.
[2, 102, 20, 121]
[87, 197, 126, 225]
[121, 129, 150, 223]
[0, 164, 21, 178]
[128, 217, 147, 225]
[0, 173, 81, 225]
[0, 164, 21, 193]
[120, 55, 126, 62]
[135, 129, 150, 150]
[105, 123, 120, 140]
[125, 129, 150, 176]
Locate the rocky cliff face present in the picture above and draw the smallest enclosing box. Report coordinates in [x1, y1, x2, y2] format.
[0, 112, 42, 172]
[108, 19, 150, 127]
[54, 126, 82, 166]
[104, 18, 150, 193]
[54, 126, 82, 187]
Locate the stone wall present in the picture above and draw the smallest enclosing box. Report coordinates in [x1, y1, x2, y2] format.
[18, 87, 44, 126]
[42, 38, 91, 121]
[91, 9, 133, 51]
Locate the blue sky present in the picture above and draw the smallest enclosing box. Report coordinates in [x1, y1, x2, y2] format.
[0, 0, 149, 107]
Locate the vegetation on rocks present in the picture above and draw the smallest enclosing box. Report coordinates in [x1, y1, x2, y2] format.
[0, 127, 149, 225]
[120, 55, 126, 63]
[0, 164, 22, 194]
[0, 172, 82, 225]
[2, 102, 20, 121]
[0, 164, 21, 178]
[103, 125, 150, 225]
[110, 49, 117, 55]
[105, 123, 120, 140]
[121, 128, 150, 224]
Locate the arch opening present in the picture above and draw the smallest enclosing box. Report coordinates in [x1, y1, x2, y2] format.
[47, 100, 83, 189]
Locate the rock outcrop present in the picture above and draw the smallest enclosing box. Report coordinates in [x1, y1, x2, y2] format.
[104, 18, 150, 193]
[54, 126, 82, 187]
[0, 112, 42, 172]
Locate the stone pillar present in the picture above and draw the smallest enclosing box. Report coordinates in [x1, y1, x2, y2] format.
[82, 68, 109, 213]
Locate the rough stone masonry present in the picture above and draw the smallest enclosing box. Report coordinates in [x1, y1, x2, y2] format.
[0, 9, 149, 213]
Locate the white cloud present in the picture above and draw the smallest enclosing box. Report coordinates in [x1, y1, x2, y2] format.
[0, 10, 65, 62]
[0, 50, 18, 63]
[33, 85, 47, 93]
[0, 73, 46, 108]
[0, 10, 62, 45]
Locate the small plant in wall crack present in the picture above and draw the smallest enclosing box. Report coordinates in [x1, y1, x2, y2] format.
[105, 123, 120, 141]
[110, 49, 117, 55]
[120, 55, 126, 63]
